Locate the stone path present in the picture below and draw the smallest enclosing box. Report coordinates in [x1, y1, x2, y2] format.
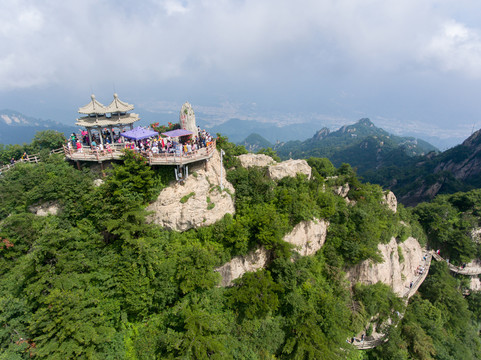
[431, 252, 481, 275]
[353, 250, 481, 350]
[351, 252, 432, 350]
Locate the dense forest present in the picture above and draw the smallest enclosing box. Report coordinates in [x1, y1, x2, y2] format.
[1, 131, 481, 359]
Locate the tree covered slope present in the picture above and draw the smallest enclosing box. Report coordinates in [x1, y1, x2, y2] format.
[0, 135, 480, 359]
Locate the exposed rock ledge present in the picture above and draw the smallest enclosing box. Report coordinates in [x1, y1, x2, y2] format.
[345, 237, 424, 296]
[283, 218, 329, 256]
[28, 201, 59, 216]
[216, 218, 328, 286]
[268, 159, 311, 181]
[382, 191, 397, 213]
[470, 277, 481, 291]
[237, 153, 311, 181]
[238, 153, 276, 168]
[147, 150, 235, 232]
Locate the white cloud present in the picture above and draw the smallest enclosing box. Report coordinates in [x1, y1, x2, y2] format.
[422, 20, 481, 77]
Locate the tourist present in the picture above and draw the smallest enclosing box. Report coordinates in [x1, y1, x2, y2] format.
[76, 141, 82, 153]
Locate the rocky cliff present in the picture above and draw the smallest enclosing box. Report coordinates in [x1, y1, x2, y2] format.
[216, 218, 329, 286]
[237, 153, 311, 180]
[29, 201, 59, 216]
[382, 191, 397, 213]
[345, 237, 424, 296]
[147, 150, 235, 231]
[268, 159, 311, 181]
[237, 153, 276, 168]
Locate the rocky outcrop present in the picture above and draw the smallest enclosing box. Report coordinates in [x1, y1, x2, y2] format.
[470, 277, 481, 291]
[215, 247, 271, 287]
[147, 150, 235, 232]
[346, 237, 425, 296]
[334, 183, 350, 198]
[284, 218, 329, 256]
[382, 191, 397, 213]
[237, 153, 276, 168]
[28, 201, 59, 216]
[268, 159, 311, 181]
[237, 154, 312, 181]
[216, 218, 328, 286]
[471, 228, 481, 243]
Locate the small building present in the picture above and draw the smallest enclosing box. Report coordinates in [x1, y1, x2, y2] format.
[76, 93, 140, 145]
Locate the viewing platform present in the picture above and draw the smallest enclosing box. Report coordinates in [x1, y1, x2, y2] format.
[63, 140, 217, 166]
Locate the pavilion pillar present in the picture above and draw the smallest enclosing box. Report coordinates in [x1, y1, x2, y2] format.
[130, 123, 133, 130]
[109, 126, 114, 144]
[98, 127, 104, 145]
[87, 128, 93, 145]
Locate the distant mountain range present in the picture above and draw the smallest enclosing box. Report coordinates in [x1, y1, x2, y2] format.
[238, 118, 438, 175]
[364, 128, 481, 205]
[240, 116, 481, 206]
[204, 118, 320, 144]
[0, 110, 78, 145]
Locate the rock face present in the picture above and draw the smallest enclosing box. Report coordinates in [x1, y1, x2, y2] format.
[28, 201, 59, 216]
[382, 191, 397, 213]
[147, 150, 235, 231]
[284, 218, 329, 256]
[180, 102, 198, 138]
[470, 277, 481, 291]
[237, 153, 276, 168]
[236, 154, 311, 181]
[346, 237, 424, 296]
[216, 218, 327, 286]
[268, 159, 311, 181]
[334, 183, 350, 198]
[215, 247, 271, 287]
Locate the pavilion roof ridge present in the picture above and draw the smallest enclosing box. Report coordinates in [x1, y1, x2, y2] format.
[78, 94, 107, 115]
[104, 93, 134, 113]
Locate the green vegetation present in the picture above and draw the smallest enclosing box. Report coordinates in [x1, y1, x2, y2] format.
[180, 192, 196, 203]
[413, 189, 481, 265]
[274, 119, 438, 175]
[0, 134, 480, 359]
[0, 130, 66, 165]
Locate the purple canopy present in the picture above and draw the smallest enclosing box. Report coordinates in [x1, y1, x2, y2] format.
[121, 126, 158, 140]
[162, 129, 193, 138]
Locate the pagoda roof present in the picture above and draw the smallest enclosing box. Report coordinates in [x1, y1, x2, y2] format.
[105, 93, 134, 113]
[75, 113, 140, 128]
[78, 94, 107, 115]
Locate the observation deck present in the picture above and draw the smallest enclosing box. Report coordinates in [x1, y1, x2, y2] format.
[63, 140, 216, 166]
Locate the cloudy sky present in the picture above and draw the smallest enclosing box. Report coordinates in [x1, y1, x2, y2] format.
[2, 0, 481, 148]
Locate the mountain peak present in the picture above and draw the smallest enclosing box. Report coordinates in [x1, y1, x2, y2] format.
[462, 128, 481, 148]
[357, 118, 374, 127]
[313, 127, 330, 141]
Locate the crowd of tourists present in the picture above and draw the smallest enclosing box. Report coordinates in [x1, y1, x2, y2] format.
[67, 126, 214, 157]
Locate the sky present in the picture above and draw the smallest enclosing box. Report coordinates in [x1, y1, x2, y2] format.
[2, 0, 481, 149]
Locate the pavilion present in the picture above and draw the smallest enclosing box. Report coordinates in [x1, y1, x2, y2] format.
[65, 98, 217, 171]
[76, 93, 140, 146]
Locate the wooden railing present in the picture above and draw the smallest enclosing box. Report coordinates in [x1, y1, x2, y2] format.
[63, 140, 217, 166]
[0, 153, 42, 173]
